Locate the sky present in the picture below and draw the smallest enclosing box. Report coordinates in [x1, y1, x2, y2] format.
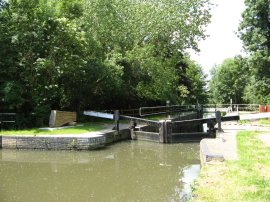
[190, 0, 246, 76]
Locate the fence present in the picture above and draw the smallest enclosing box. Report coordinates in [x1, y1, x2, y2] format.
[138, 105, 197, 117]
[203, 104, 259, 113]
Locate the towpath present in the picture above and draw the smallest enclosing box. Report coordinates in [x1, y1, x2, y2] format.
[200, 121, 270, 165]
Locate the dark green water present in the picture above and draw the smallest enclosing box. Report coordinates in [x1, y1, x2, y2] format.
[0, 141, 200, 202]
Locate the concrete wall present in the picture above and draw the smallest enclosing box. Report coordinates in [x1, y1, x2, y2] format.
[49, 110, 77, 127]
[200, 139, 224, 166]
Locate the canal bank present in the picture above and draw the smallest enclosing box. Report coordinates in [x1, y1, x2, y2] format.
[195, 121, 270, 201]
[200, 121, 270, 165]
[0, 125, 131, 150]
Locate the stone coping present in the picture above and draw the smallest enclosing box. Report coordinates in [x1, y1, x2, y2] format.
[39, 124, 83, 131]
[0, 135, 106, 150]
[1, 133, 104, 138]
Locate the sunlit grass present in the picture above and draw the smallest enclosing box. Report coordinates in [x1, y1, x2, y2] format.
[238, 119, 270, 126]
[146, 114, 168, 121]
[238, 119, 251, 124]
[0, 123, 107, 136]
[193, 131, 270, 201]
[260, 118, 270, 125]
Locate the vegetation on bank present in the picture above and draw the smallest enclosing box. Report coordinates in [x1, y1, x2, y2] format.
[260, 119, 270, 126]
[0, 122, 107, 136]
[192, 131, 270, 201]
[238, 119, 270, 125]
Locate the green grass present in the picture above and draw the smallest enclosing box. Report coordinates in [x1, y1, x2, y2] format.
[192, 131, 270, 202]
[238, 119, 270, 126]
[146, 114, 168, 121]
[260, 119, 270, 125]
[238, 119, 251, 124]
[0, 122, 107, 136]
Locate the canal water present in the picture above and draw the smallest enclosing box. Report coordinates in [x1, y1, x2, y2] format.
[0, 141, 200, 202]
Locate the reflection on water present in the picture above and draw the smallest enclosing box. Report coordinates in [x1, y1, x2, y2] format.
[0, 141, 200, 202]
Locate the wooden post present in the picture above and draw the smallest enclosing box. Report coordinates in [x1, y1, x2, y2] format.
[0, 113, 2, 131]
[216, 111, 222, 132]
[130, 120, 137, 140]
[159, 121, 166, 143]
[207, 121, 216, 138]
[196, 104, 203, 119]
[113, 110, 120, 133]
[166, 120, 172, 143]
[166, 100, 170, 119]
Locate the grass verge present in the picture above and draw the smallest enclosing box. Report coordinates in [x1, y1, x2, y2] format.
[0, 122, 107, 136]
[146, 114, 168, 121]
[260, 119, 270, 125]
[192, 131, 270, 202]
[238, 119, 251, 124]
[238, 119, 270, 126]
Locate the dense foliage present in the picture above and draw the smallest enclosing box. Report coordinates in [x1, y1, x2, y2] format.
[238, 0, 270, 104]
[209, 56, 249, 104]
[210, 0, 270, 104]
[0, 0, 210, 126]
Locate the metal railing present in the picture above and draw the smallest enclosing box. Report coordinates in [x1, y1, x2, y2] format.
[139, 105, 197, 117]
[203, 104, 259, 113]
[85, 104, 260, 119]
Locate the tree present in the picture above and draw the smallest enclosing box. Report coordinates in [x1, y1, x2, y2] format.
[182, 57, 208, 104]
[238, 0, 270, 104]
[209, 57, 249, 104]
[84, 0, 212, 104]
[0, 0, 212, 127]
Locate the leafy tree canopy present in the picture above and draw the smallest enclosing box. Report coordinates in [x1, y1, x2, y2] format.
[0, 0, 211, 127]
[238, 0, 270, 104]
[209, 56, 249, 104]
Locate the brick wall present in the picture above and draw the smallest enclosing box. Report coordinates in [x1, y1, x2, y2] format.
[259, 105, 270, 113]
[1, 135, 105, 150]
